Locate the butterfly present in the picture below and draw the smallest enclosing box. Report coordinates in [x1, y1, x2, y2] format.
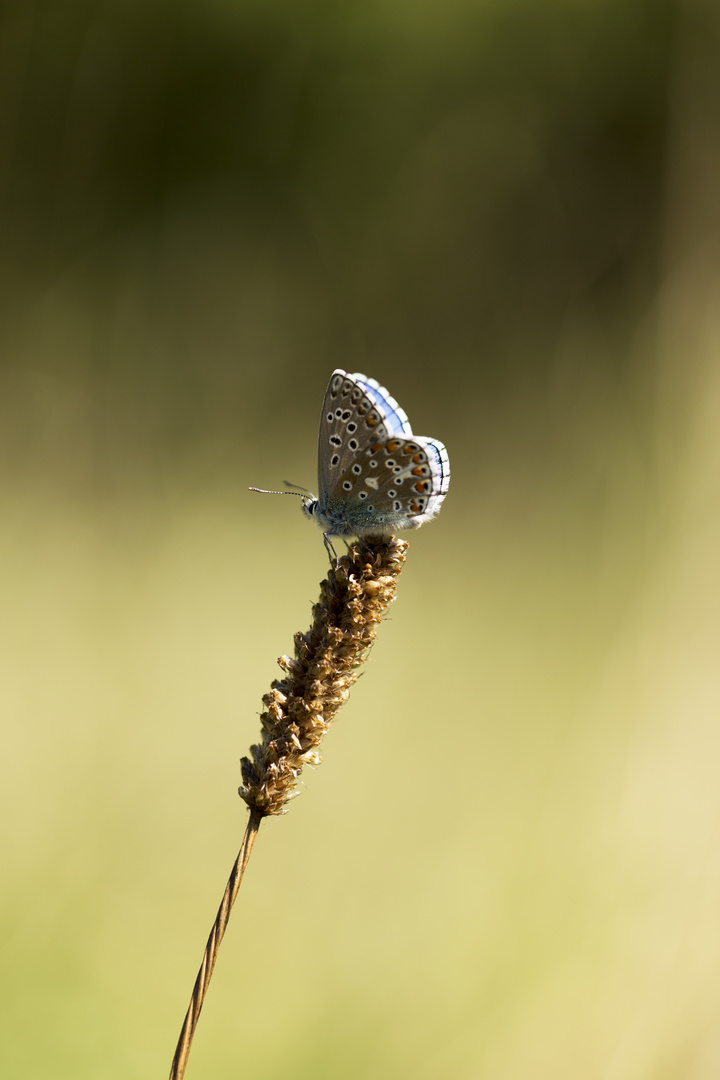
[253, 369, 449, 559]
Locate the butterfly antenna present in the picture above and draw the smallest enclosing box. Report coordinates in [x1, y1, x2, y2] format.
[282, 481, 314, 495]
[249, 487, 308, 498]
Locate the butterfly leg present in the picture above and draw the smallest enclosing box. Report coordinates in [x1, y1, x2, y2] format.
[355, 534, 377, 557]
[323, 533, 340, 566]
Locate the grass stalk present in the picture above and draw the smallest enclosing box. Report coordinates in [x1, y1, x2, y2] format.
[168, 537, 408, 1078]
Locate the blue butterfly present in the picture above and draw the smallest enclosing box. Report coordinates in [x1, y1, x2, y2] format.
[253, 369, 449, 557]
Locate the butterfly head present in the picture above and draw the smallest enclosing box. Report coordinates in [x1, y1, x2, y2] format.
[301, 495, 320, 523]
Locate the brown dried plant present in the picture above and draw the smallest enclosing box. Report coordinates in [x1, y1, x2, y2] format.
[169, 536, 408, 1080]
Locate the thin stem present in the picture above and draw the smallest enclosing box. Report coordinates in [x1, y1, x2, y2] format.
[168, 806, 263, 1080]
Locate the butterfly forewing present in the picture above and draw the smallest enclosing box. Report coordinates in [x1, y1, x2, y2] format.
[351, 375, 413, 438]
[317, 370, 411, 503]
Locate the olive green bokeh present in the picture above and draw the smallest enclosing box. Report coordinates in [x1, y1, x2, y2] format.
[3, 1, 720, 1077]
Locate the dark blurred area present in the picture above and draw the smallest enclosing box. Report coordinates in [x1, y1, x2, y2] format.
[0, 0, 684, 494]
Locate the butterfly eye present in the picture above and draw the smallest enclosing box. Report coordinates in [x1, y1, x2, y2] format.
[348, 439, 359, 451]
[347, 422, 357, 433]
[351, 464, 362, 475]
[343, 481, 352, 491]
[330, 454, 340, 467]
[329, 435, 342, 447]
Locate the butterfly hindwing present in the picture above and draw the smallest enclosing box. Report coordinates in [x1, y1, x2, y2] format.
[330, 433, 449, 532]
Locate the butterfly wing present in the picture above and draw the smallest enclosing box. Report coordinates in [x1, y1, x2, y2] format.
[349, 373, 413, 438]
[328, 433, 450, 535]
[317, 369, 413, 507]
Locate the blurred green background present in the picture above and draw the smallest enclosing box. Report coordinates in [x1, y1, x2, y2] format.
[3, 0, 720, 1077]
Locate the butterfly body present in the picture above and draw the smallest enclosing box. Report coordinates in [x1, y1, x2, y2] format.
[303, 370, 450, 543]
